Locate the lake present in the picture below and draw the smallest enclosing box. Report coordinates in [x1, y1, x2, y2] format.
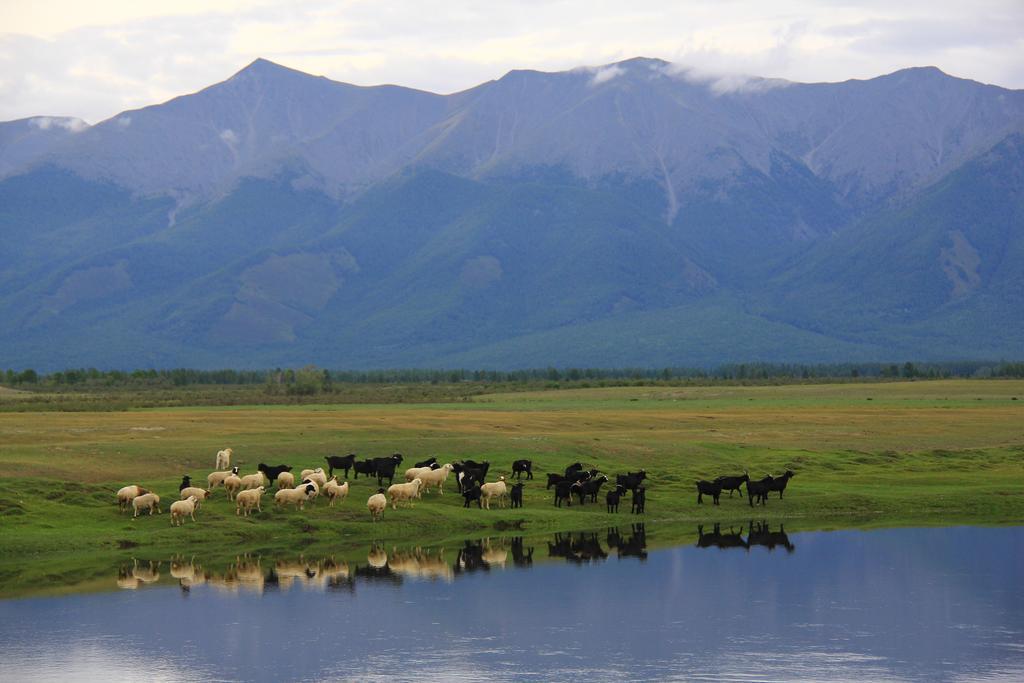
[1, 524, 1021, 682]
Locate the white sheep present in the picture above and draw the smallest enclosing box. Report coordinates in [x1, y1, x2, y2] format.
[208, 465, 239, 490]
[417, 463, 454, 495]
[239, 472, 265, 490]
[298, 479, 320, 505]
[223, 472, 242, 500]
[367, 492, 387, 521]
[276, 471, 295, 488]
[404, 466, 434, 482]
[131, 492, 161, 518]
[116, 485, 148, 513]
[215, 447, 233, 470]
[387, 478, 423, 509]
[179, 487, 211, 509]
[236, 486, 265, 517]
[324, 478, 349, 507]
[170, 495, 199, 526]
[480, 476, 508, 510]
[275, 484, 316, 510]
[300, 468, 327, 487]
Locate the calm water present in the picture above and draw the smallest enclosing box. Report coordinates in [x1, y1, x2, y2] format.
[1, 525, 1022, 682]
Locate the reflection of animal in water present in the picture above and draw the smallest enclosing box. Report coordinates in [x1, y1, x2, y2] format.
[617, 523, 648, 561]
[747, 521, 794, 553]
[117, 565, 140, 590]
[510, 537, 534, 567]
[131, 559, 161, 584]
[354, 562, 402, 585]
[481, 538, 508, 568]
[454, 540, 489, 574]
[547, 531, 608, 564]
[388, 547, 452, 582]
[368, 544, 388, 569]
[696, 524, 749, 550]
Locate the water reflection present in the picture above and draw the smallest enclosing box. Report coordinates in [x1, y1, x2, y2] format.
[695, 521, 794, 552]
[2, 525, 1023, 682]
[112, 525, 652, 593]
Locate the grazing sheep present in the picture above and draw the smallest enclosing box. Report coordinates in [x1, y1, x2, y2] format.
[223, 472, 242, 500]
[367, 489, 387, 521]
[178, 475, 191, 492]
[240, 472, 266, 490]
[300, 468, 327, 487]
[275, 484, 316, 510]
[479, 476, 508, 510]
[170, 495, 199, 526]
[324, 453, 357, 479]
[236, 486, 265, 517]
[510, 482, 524, 508]
[606, 484, 627, 513]
[696, 479, 724, 505]
[299, 479, 320, 505]
[276, 471, 295, 489]
[387, 479, 423, 509]
[417, 463, 454, 495]
[215, 447, 233, 470]
[511, 459, 533, 480]
[179, 487, 212, 509]
[132, 492, 161, 518]
[116, 485, 148, 513]
[324, 478, 350, 506]
[404, 465, 434, 482]
[208, 466, 239, 490]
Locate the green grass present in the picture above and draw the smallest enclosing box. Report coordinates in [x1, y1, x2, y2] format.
[0, 379, 1022, 598]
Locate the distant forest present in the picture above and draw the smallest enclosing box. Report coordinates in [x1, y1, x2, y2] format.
[3, 361, 1023, 392]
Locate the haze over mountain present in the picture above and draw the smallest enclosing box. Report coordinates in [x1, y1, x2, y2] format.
[1, 58, 1022, 370]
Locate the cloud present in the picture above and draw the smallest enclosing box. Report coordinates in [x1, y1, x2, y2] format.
[28, 116, 88, 132]
[219, 129, 239, 145]
[588, 64, 624, 86]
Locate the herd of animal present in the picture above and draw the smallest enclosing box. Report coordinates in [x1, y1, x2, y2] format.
[695, 470, 796, 506]
[115, 446, 797, 525]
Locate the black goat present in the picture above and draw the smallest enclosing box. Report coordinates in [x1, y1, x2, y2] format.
[546, 473, 565, 490]
[462, 484, 483, 509]
[511, 459, 533, 480]
[714, 472, 749, 497]
[696, 479, 723, 505]
[324, 453, 356, 479]
[458, 461, 491, 492]
[178, 475, 191, 492]
[616, 470, 647, 494]
[606, 484, 627, 513]
[258, 463, 293, 484]
[553, 480, 580, 507]
[373, 455, 404, 486]
[765, 470, 795, 499]
[510, 483, 525, 508]
[746, 476, 773, 506]
[564, 462, 584, 477]
[414, 456, 437, 469]
[577, 474, 609, 505]
[352, 459, 377, 479]
[566, 468, 598, 484]
[631, 487, 646, 514]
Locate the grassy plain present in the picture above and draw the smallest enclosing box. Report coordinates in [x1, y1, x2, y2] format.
[1, 380, 1022, 596]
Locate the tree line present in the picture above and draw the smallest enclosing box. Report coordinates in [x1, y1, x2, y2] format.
[2, 361, 1023, 391]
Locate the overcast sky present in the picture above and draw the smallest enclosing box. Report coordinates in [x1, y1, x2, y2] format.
[2, 0, 1022, 123]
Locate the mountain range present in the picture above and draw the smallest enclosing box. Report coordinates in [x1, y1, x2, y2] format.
[1, 57, 1022, 370]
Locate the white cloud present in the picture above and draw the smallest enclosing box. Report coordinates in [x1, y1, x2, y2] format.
[29, 116, 88, 132]
[116, 115, 132, 127]
[219, 129, 239, 145]
[589, 64, 624, 86]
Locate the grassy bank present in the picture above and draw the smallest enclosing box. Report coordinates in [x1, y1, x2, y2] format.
[1, 379, 1022, 596]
